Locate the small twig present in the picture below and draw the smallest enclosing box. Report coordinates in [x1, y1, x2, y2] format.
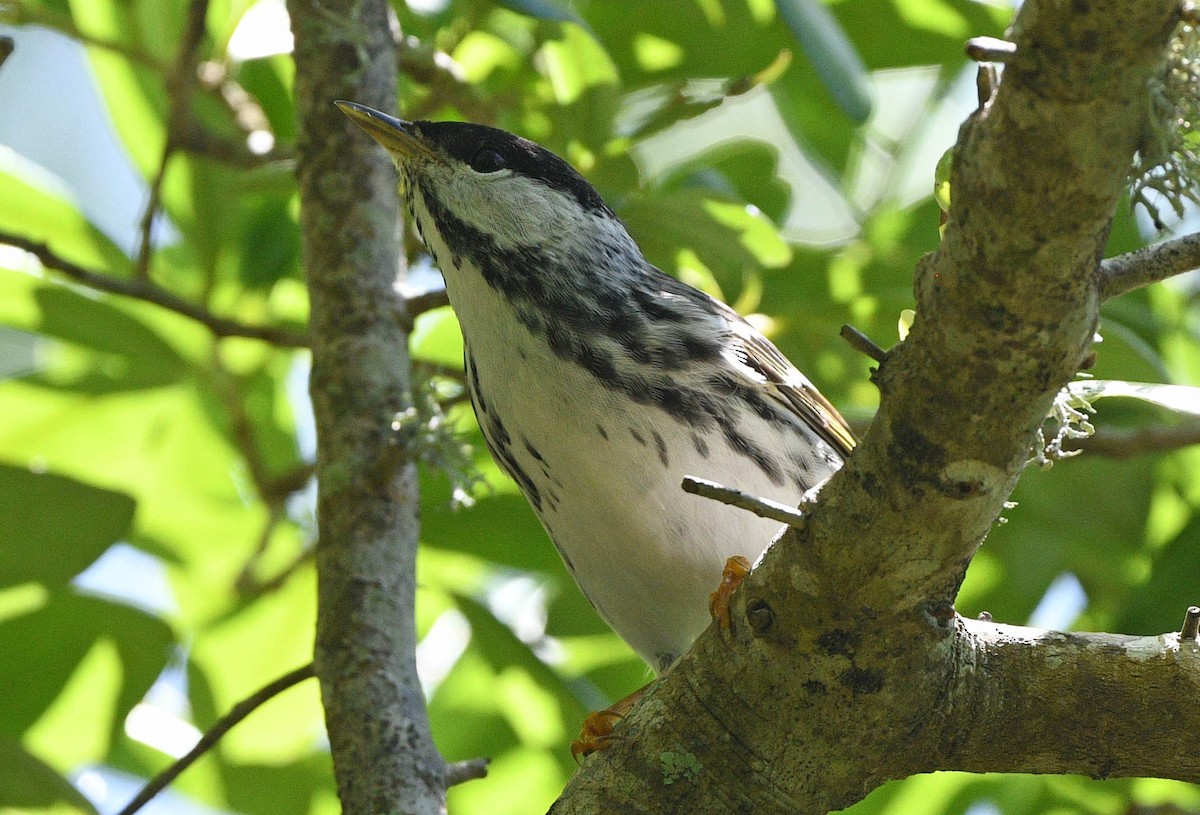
[407, 288, 451, 318]
[395, 287, 451, 332]
[840, 324, 888, 363]
[965, 36, 1017, 63]
[976, 63, 998, 109]
[210, 352, 273, 493]
[681, 476, 806, 527]
[0, 36, 14, 69]
[1182, 606, 1200, 641]
[115, 663, 316, 815]
[234, 504, 284, 595]
[0, 231, 310, 346]
[175, 121, 296, 168]
[133, 0, 211, 280]
[1099, 233, 1200, 301]
[239, 547, 315, 600]
[1065, 421, 1200, 459]
[261, 462, 317, 501]
[445, 757, 490, 787]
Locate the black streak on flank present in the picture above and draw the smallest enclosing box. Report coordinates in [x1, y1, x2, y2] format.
[652, 430, 669, 468]
[475, 411, 542, 513]
[630, 427, 647, 447]
[523, 437, 545, 462]
[412, 171, 796, 482]
[597, 425, 609, 441]
[466, 350, 487, 414]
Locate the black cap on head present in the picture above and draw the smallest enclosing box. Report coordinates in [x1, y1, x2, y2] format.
[410, 121, 611, 215]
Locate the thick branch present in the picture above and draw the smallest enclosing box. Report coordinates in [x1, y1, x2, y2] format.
[554, 3, 1181, 813]
[1099, 232, 1200, 301]
[287, 0, 446, 812]
[935, 617, 1200, 779]
[0, 231, 309, 346]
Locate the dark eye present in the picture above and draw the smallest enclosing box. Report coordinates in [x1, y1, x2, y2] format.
[469, 147, 508, 173]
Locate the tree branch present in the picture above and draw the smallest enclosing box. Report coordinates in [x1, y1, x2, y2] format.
[0, 231, 309, 346]
[445, 758, 490, 787]
[1099, 232, 1200, 301]
[553, 3, 1183, 812]
[934, 617, 1200, 780]
[405, 287, 450, 319]
[288, 0, 446, 811]
[1067, 421, 1200, 458]
[115, 664, 315, 815]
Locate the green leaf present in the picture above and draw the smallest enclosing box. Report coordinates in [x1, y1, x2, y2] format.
[580, 0, 789, 89]
[0, 737, 100, 814]
[0, 270, 189, 391]
[934, 146, 953, 214]
[0, 463, 135, 588]
[0, 165, 131, 276]
[775, 0, 873, 122]
[495, 0, 591, 32]
[621, 188, 790, 291]
[68, 0, 169, 177]
[1067, 379, 1200, 416]
[238, 197, 301, 289]
[0, 590, 172, 743]
[188, 566, 320, 763]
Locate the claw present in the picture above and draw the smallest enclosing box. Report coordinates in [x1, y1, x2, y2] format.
[571, 707, 624, 761]
[570, 686, 647, 761]
[709, 555, 751, 629]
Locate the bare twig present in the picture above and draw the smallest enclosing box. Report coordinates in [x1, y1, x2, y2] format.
[1066, 421, 1200, 458]
[445, 757, 490, 787]
[966, 36, 1017, 63]
[1099, 232, 1200, 301]
[394, 287, 451, 332]
[261, 462, 317, 501]
[210, 352, 274, 492]
[133, 0, 211, 280]
[681, 476, 806, 526]
[175, 121, 296, 168]
[239, 547, 315, 599]
[0, 231, 309, 346]
[405, 287, 450, 320]
[840, 324, 888, 363]
[234, 504, 284, 594]
[115, 663, 316, 815]
[1182, 606, 1200, 640]
[976, 63, 998, 108]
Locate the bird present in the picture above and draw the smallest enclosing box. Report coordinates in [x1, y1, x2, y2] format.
[337, 100, 855, 750]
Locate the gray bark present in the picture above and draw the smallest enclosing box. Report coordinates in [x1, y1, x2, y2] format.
[288, 1, 446, 812]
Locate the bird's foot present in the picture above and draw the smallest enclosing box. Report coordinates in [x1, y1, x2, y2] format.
[571, 685, 647, 761]
[708, 555, 752, 629]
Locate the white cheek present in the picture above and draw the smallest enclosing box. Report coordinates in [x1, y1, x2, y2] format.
[437, 171, 577, 243]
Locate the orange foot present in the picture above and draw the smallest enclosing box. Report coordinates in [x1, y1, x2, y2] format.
[571, 685, 646, 761]
[708, 555, 752, 629]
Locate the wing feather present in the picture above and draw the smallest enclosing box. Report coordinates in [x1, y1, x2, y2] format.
[717, 302, 856, 458]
